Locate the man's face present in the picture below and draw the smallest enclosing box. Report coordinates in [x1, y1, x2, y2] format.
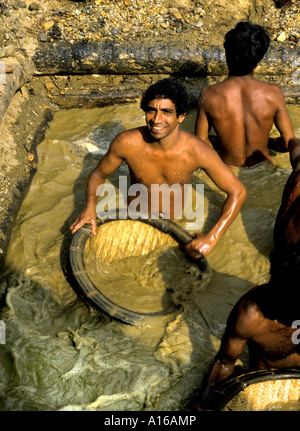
[145, 98, 186, 141]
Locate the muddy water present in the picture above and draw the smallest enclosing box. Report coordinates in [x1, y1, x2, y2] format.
[0, 103, 299, 411]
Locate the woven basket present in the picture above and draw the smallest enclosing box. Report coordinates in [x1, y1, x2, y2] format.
[69, 217, 209, 325]
[84, 219, 179, 263]
[205, 369, 300, 411]
[223, 378, 300, 411]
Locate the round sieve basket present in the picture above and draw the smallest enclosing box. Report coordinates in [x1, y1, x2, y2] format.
[205, 368, 300, 411]
[69, 216, 209, 325]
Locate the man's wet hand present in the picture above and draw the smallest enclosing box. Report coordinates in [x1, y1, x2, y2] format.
[70, 210, 97, 235]
[184, 232, 215, 259]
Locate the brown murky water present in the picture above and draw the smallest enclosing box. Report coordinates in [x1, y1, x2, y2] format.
[0, 103, 299, 411]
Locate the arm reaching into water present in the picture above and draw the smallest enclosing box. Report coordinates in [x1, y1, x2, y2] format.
[268, 136, 289, 152]
[70, 136, 125, 235]
[198, 291, 261, 409]
[267, 87, 296, 153]
[185, 143, 247, 258]
[288, 137, 300, 169]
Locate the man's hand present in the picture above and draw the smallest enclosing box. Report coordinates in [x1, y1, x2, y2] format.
[70, 207, 98, 235]
[268, 136, 289, 153]
[184, 232, 217, 258]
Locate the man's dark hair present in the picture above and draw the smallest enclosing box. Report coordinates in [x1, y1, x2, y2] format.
[140, 78, 189, 117]
[224, 22, 270, 76]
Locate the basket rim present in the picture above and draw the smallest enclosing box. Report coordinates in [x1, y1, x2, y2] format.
[69, 216, 209, 325]
[205, 368, 300, 411]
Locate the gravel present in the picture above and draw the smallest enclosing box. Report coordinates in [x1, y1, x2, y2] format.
[0, 0, 299, 49]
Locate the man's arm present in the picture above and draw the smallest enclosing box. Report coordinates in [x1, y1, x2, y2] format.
[268, 86, 295, 153]
[194, 88, 214, 148]
[288, 137, 300, 169]
[199, 294, 262, 408]
[70, 135, 125, 235]
[267, 136, 289, 152]
[201, 336, 247, 406]
[274, 137, 300, 231]
[185, 143, 247, 258]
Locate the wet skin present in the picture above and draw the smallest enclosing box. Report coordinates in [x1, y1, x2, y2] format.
[273, 139, 300, 248]
[195, 74, 295, 167]
[70, 97, 246, 258]
[198, 138, 300, 409]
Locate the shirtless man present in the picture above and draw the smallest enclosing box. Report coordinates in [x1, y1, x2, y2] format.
[198, 137, 300, 409]
[70, 78, 246, 258]
[273, 138, 300, 249]
[195, 21, 295, 167]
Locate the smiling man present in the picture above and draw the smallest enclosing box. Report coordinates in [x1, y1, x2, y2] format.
[70, 79, 246, 258]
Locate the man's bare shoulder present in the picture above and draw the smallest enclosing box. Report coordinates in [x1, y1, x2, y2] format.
[255, 80, 285, 97]
[198, 82, 233, 110]
[236, 292, 261, 317]
[113, 127, 145, 142]
[255, 79, 281, 90]
[109, 127, 146, 150]
[230, 286, 261, 325]
[201, 79, 283, 96]
[198, 83, 224, 100]
[180, 131, 229, 173]
[230, 286, 267, 338]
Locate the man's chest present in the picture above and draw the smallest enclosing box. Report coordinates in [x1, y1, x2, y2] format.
[126, 152, 192, 186]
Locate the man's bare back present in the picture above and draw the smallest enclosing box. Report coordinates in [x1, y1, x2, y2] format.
[195, 75, 295, 167]
[195, 21, 295, 168]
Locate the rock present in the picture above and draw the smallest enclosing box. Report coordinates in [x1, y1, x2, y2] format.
[12, 1, 26, 9]
[28, 2, 39, 11]
[166, 0, 193, 9]
[122, 25, 131, 33]
[273, 0, 292, 6]
[44, 80, 56, 94]
[277, 31, 287, 42]
[195, 20, 203, 28]
[43, 21, 55, 32]
[37, 33, 48, 42]
[173, 11, 183, 20]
